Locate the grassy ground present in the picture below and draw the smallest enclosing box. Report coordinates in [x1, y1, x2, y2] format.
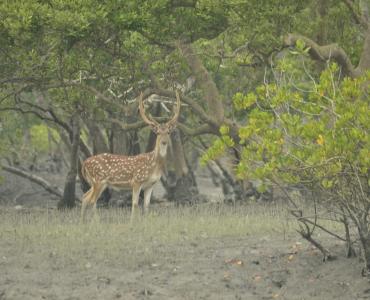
[0, 203, 368, 300]
[1, 204, 292, 267]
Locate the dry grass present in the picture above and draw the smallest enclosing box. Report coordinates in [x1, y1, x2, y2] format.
[0, 203, 340, 269]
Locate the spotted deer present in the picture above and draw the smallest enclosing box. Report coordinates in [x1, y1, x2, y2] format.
[80, 91, 181, 221]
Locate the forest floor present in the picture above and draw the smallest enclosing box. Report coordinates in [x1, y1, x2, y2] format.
[0, 204, 369, 300]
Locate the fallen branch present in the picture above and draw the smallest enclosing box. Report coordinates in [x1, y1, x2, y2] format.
[0, 164, 72, 201]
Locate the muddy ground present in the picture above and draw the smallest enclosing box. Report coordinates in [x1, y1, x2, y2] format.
[1, 206, 370, 300]
[1, 167, 370, 300]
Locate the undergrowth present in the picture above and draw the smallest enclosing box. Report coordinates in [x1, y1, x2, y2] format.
[0, 203, 340, 269]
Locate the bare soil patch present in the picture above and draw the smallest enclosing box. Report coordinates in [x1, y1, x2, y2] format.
[0, 205, 369, 300]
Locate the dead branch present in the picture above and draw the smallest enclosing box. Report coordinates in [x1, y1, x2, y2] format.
[0, 164, 64, 199]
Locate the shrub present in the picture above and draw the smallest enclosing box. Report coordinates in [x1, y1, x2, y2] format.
[203, 64, 370, 274]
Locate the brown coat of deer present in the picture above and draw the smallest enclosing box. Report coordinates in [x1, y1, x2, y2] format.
[80, 91, 181, 221]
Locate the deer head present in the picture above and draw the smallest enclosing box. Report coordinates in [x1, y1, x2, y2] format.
[139, 91, 181, 158]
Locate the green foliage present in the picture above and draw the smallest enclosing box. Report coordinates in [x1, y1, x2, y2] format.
[200, 125, 234, 166]
[205, 64, 370, 196]
[1, 0, 368, 173]
[233, 92, 256, 111]
[30, 124, 60, 154]
[0, 112, 28, 157]
[289, 39, 311, 56]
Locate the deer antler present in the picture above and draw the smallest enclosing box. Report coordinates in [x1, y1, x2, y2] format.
[166, 90, 181, 132]
[139, 92, 160, 129]
[139, 91, 181, 132]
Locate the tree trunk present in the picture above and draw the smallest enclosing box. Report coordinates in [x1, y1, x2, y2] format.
[165, 129, 200, 204]
[86, 119, 109, 154]
[178, 41, 253, 201]
[342, 213, 356, 258]
[58, 113, 80, 209]
[178, 41, 224, 125]
[110, 111, 141, 155]
[284, 10, 370, 78]
[315, 0, 329, 44]
[357, 218, 370, 275]
[358, 28, 370, 74]
[111, 122, 129, 154]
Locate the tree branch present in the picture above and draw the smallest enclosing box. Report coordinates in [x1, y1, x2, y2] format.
[177, 123, 214, 136]
[0, 106, 55, 123]
[79, 83, 127, 111]
[1, 164, 64, 199]
[1, 100, 92, 158]
[283, 33, 359, 77]
[170, 0, 197, 8]
[342, 0, 369, 28]
[0, 77, 45, 85]
[0, 85, 32, 104]
[146, 87, 218, 128]
[136, 29, 175, 51]
[358, 26, 370, 72]
[177, 41, 225, 123]
[110, 118, 147, 131]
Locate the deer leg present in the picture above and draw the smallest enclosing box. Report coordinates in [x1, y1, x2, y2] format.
[130, 184, 142, 223]
[143, 185, 154, 215]
[91, 183, 107, 222]
[81, 187, 94, 223]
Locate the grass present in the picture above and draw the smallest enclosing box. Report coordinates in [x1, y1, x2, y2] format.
[0, 203, 340, 269]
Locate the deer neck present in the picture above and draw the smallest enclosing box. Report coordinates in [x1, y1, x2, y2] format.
[153, 138, 168, 169]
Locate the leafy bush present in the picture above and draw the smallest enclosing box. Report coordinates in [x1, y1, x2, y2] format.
[203, 63, 370, 274]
